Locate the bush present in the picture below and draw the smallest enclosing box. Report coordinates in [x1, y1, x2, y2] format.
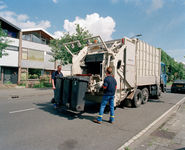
[33, 82, 45, 88]
[32, 82, 52, 88]
[18, 83, 26, 86]
[39, 74, 50, 83]
[5, 81, 12, 84]
[28, 74, 38, 79]
[32, 75, 52, 88]
[44, 83, 52, 87]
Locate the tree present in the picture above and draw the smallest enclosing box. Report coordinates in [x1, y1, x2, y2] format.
[160, 48, 185, 80]
[49, 24, 93, 65]
[0, 22, 12, 58]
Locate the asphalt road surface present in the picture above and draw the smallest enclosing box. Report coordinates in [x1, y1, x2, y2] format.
[0, 87, 184, 150]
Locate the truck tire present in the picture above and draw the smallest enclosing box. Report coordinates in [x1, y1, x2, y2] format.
[155, 87, 162, 99]
[133, 89, 142, 108]
[142, 88, 149, 104]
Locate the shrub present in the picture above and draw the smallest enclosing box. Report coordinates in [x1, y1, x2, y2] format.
[33, 82, 45, 88]
[28, 74, 38, 79]
[5, 81, 12, 84]
[39, 75, 50, 83]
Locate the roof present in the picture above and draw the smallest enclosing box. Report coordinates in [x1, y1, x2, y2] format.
[0, 16, 21, 31]
[21, 28, 55, 39]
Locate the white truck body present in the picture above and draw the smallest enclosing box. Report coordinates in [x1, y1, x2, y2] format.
[63, 36, 161, 107]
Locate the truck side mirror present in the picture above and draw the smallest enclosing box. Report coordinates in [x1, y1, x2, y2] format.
[117, 60, 122, 69]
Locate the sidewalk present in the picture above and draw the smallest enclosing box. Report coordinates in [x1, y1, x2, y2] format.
[0, 87, 53, 99]
[125, 99, 185, 150]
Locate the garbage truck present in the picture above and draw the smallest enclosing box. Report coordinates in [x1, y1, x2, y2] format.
[54, 35, 166, 111]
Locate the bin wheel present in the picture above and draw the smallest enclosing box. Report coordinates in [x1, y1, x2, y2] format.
[133, 89, 142, 108]
[142, 88, 149, 104]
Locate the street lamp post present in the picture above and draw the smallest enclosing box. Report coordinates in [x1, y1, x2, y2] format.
[131, 34, 142, 39]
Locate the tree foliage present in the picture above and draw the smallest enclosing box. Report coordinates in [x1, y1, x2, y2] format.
[0, 22, 12, 58]
[49, 24, 93, 65]
[161, 48, 185, 81]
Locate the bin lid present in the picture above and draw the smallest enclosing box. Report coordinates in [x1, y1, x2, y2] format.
[55, 76, 64, 79]
[64, 76, 73, 80]
[76, 74, 92, 76]
[72, 77, 90, 83]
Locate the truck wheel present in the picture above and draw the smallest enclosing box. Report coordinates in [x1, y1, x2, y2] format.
[133, 89, 142, 108]
[142, 88, 149, 104]
[155, 87, 162, 99]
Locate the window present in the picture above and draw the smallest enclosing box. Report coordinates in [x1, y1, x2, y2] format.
[22, 48, 28, 60]
[46, 39, 50, 45]
[28, 49, 44, 62]
[2, 29, 17, 38]
[2, 29, 8, 36]
[22, 48, 44, 62]
[22, 32, 50, 45]
[46, 52, 52, 56]
[28, 68, 41, 79]
[41, 38, 46, 44]
[32, 32, 40, 43]
[22, 33, 31, 41]
[161, 65, 166, 74]
[45, 71, 50, 75]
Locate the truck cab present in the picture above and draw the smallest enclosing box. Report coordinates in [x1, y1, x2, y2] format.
[160, 62, 167, 92]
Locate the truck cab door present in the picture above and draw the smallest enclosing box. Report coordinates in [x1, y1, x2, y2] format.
[160, 63, 167, 92]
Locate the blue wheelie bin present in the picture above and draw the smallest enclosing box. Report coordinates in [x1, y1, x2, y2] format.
[70, 77, 89, 111]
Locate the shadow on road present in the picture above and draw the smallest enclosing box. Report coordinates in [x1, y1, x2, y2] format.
[34, 101, 112, 122]
[148, 99, 165, 103]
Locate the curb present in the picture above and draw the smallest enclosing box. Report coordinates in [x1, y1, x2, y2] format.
[118, 97, 185, 150]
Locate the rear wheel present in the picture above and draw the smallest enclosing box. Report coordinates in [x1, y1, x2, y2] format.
[155, 87, 162, 99]
[142, 88, 149, 104]
[133, 89, 142, 108]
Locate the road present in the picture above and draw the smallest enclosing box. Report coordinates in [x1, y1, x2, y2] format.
[0, 86, 184, 150]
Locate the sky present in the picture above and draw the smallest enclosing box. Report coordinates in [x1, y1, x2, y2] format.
[0, 0, 185, 63]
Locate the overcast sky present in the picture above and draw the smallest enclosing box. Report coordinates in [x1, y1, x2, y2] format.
[0, 0, 185, 63]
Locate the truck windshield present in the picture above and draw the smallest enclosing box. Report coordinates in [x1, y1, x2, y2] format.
[161, 65, 166, 74]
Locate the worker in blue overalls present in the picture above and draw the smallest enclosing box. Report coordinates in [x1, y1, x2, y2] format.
[94, 67, 117, 124]
[51, 65, 63, 109]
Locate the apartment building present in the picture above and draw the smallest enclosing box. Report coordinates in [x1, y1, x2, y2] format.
[0, 16, 21, 84]
[20, 28, 56, 82]
[0, 17, 71, 84]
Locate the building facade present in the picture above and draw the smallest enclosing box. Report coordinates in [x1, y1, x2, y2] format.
[0, 17, 72, 84]
[0, 16, 21, 84]
[20, 28, 56, 83]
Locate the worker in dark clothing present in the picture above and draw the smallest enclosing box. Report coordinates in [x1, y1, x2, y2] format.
[51, 65, 63, 108]
[94, 67, 117, 124]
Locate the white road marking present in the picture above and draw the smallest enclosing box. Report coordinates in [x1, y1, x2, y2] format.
[118, 97, 185, 150]
[9, 108, 35, 114]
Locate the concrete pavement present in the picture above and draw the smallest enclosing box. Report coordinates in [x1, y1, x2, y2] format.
[120, 97, 185, 150]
